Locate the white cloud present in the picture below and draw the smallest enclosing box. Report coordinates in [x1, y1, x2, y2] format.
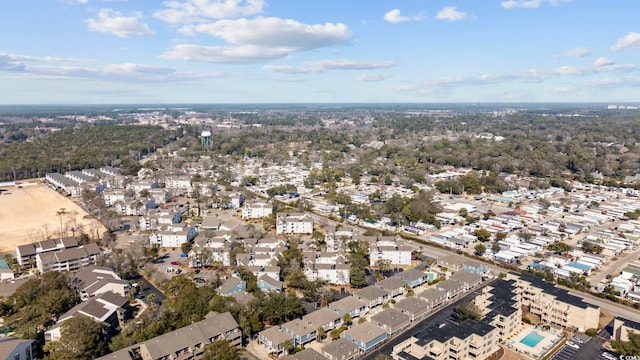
[180, 17, 351, 50]
[162, 44, 290, 63]
[501, 0, 569, 9]
[610, 32, 640, 52]
[0, 51, 211, 82]
[86, 9, 155, 38]
[564, 46, 590, 58]
[154, 0, 265, 24]
[264, 59, 396, 74]
[436, 7, 467, 22]
[384, 9, 409, 24]
[357, 73, 389, 82]
[593, 57, 614, 67]
[383, 9, 424, 24]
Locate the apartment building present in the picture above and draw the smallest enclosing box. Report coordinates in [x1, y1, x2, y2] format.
[515, 273, 600, 332]
[96, 311, 240, 360]
[275, 212, 313, 235]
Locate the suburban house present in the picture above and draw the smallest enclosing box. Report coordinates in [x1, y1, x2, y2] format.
[328, 297, 369, 319]
[343, 322, 388, 351]
[302, 307, 342, 332]
[436, 279, 465, 300]
[393, 296, 430, 322]
[257, 274, 283, 293]
[354, 286, 390, 308]
[0, 338, 37, 360]
[449, 270, 483, 292]
[417, 287, 448, 309]
[370, 308, 411, 336]
[96, 311, 241, 360]
[45, 291, 129, 343]
[394, 268, 431, 288]
[375, 277, 407, 298]
[276, 212, 313, 235]
[281, 319, 317, 347]
[74, 265, 129, 300]
[321, 337, 360, 360]
[258, 327, 294, 357]
[217, 276, 246, 296]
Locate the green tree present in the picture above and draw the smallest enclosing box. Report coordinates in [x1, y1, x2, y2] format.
[350, 268, 368, 288]
[474, 243, 487, 255]
[202, 340, 240, 360]
[454, 301, 482, 322]
[317, 327, 326, 342]
[44, 317, 103, 360]
[547, 241, 572, 253]
[611, 331, 640, 356]
[474, 228, 492, 242]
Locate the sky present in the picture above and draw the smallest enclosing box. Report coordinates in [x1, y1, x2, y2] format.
[2, 0, 640, 104]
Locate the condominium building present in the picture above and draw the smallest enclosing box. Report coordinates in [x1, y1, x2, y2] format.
[515, 273, 600, 332]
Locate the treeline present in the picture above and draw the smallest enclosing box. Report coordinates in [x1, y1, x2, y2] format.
[0, 125, 177, 180]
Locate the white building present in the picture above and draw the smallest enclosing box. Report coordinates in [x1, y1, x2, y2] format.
[242, 201, 273, 219]
[369, 244, 412, 267]
[276, 212, 313, 235]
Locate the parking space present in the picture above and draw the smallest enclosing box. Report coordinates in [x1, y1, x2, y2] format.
[550, 344, 579, 360]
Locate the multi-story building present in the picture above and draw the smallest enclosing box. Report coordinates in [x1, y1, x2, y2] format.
[35, 243, 101, 273]
[392, 278, 521, 360]
[96, 311, 241, 360]
[276, 212, 313, 235]
[515, 273, 600, 332]
[241, 201, 273, 219]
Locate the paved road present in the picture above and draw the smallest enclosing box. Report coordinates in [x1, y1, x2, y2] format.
[361, 281, 494, 360]
[561, 286, 640, 323]
[590, 247, 640, 286]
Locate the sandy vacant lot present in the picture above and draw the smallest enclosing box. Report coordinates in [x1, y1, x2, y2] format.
[0, 181, 106, 253]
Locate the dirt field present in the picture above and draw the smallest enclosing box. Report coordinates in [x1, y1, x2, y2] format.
[0, 181, 106, 253]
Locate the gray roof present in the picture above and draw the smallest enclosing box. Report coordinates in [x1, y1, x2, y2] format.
[0, 338, 36, 360]
[344, 321, 387, 343]
[417, 287, 447, 304]
[450, 270, 482, 285]
[437, 279, 464, 293]
[355, 285, 389, 301]
[259, 326, 294, 345]
[393, 296, 428, 315]
[329, 296, 367, 314]
[286, 348, 325, 360]
[218, 277, 244, 295]
[144, 312, 238, 359]
[230, 292, 255, 306]
[302, 307, 341, 329]
[371, 308, 410, 329]
[395, 268, 428, 283]
[376, 277, 407, 291]
[282, 318, 316, 337]
[321, 337, 359, 358]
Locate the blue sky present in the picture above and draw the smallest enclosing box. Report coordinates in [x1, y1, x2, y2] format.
[1, 0, 640, 104]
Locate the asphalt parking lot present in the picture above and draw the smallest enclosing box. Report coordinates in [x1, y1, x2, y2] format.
[550, 324, 614, 360]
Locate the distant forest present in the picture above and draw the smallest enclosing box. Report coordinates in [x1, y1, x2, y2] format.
[2, 108, 640, 188]
[0, 125, 177, 181]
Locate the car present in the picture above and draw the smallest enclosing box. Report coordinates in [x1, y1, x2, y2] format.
[175, 269, 182, 274]
[602, 352, 617, 360]
[170, 261, 180, 266]
[566, 342, 579, 349]
[571, 336, 584, 344]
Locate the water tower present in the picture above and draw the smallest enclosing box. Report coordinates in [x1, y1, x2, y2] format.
[200, 130, 212, 150]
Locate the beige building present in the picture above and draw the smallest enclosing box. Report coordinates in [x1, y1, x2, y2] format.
[612, 317, 640, 342]
[514, 273, 600, 332]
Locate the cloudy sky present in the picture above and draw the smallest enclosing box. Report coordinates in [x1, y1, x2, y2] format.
[2, 0, 640, 104]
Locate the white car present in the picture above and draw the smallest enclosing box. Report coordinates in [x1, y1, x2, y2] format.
[566, 342, 580, 349]
[602, 352, 617, 360]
